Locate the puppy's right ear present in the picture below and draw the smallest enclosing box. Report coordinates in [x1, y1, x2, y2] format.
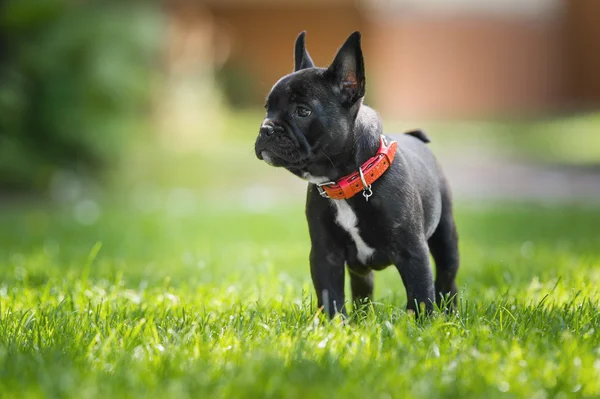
[326, 31, 365, 107]
[294, 31, 315, 71]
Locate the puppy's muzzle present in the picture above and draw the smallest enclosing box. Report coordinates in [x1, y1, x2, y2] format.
[256, 121, 285, 163]
[259, 121, 284, 137]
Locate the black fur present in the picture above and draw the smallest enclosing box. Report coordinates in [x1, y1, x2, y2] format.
[255, 31, 459, 318]
[405, 129, 431, 143]
[294, 31, 315, 71]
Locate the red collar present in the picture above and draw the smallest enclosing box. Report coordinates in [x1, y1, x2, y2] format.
[316, 135, 397, 201]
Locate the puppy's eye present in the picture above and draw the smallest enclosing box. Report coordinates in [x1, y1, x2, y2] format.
[295, 106, 311, 118]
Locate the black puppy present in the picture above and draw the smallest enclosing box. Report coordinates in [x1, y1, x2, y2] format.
[254, 31, 459, 318]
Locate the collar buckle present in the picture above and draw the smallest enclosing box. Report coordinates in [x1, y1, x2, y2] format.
[316, 181, 336, 199]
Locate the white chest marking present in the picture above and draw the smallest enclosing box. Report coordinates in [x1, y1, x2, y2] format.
[331, 199, 375, 264]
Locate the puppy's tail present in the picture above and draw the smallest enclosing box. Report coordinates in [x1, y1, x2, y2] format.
[404, 129, 431, 144]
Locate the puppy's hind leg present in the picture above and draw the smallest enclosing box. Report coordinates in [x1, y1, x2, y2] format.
[348, 268, 374, 311]
[428, 187, 459, 310]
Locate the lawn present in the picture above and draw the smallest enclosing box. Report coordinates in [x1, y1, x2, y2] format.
[1, 113, 600, 398]
[1, 198, 599, 398]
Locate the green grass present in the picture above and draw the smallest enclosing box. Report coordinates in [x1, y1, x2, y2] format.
[1, 199, 600, 399]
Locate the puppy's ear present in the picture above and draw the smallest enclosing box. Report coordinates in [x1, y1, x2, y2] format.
[294, 31, 315, 71]
[326, 31, 365, 106]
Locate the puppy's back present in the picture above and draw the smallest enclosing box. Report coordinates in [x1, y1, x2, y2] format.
[391, 131, 447, 237]
[392, 132, 440, 175]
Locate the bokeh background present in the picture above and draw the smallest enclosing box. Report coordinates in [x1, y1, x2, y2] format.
[1, 0, 600, 275]
[2, 0, 600, 285]
[1, 0, 599, 206]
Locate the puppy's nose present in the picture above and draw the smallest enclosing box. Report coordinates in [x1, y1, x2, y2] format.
[260, 123, 284, 137]
[260, 124, 274, 136]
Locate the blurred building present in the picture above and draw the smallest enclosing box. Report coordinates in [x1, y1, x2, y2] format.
[165, 0, 600, 119]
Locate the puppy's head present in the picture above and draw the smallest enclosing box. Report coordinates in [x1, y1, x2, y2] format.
[255, 31, 366, 173]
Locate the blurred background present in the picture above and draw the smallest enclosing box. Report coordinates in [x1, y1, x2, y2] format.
[1, 0, 599, 206]
[1, 0, 600, 250]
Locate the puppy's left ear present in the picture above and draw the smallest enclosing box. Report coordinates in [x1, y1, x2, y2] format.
[294, 31, 315, 71]
[326, 31, 365, 107]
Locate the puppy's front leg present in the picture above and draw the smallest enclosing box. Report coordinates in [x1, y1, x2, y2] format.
[394, 237, 436, 316]
[310, 245, 346, 319]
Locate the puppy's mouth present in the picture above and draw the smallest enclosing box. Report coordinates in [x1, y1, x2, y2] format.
[258, 150, 277, 166]
[255, 138, 309, 168]
[258, 149, 309, 168]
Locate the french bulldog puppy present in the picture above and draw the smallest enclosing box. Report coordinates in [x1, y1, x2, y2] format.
[254, 31, 459, 318]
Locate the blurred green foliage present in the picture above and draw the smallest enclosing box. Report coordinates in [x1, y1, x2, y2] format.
[215, 59, 261, 109]
[0, 0, 162, 193]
